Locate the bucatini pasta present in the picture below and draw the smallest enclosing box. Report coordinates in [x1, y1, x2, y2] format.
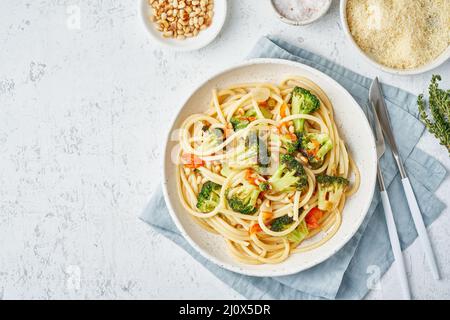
[175, 76, 360, 265]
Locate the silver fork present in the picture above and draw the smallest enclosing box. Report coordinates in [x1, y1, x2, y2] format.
[368, 101, 411, 300]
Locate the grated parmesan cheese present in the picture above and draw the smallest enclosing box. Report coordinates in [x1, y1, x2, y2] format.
[346, 0, 450, 69]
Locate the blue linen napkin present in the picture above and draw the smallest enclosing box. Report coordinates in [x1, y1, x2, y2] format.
[140, 36, 447, 299]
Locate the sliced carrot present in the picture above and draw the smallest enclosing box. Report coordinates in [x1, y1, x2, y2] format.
[250, 223, 262, 234]
[262, 211, 273, 223]
[181, 153, 204, 169]
[288, 132, 298, 141]
[244, 169, 257, 186]
[280, 103, 288, 118]
[312, 139, 321, 154]
[277, 122, 288, 134]
[247, 116, 257, 122]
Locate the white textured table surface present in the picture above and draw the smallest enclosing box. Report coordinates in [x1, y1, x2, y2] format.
[0, 0, 449, 300]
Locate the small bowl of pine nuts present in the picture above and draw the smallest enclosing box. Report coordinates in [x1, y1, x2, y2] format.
[141, 0, 227, 51]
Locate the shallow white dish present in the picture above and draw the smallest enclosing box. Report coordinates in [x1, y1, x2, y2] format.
[162, 59, 377, 277]
[340, 0, 450, 75]
[270, 0, 332, 26]
[140, 0, 227, 51]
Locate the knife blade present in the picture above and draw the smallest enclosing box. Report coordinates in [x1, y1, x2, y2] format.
[369, 77, 440, 280]
[369, 77, 406, 178]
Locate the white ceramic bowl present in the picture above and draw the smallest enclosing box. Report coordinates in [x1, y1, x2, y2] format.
[270, 0, 332, 26]
[162, 59, 377, 277]
[140, 0, 227, 51]
[340, 0, 450, 75]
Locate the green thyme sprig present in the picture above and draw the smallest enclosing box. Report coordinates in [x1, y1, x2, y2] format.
[417, 75, 450, 155]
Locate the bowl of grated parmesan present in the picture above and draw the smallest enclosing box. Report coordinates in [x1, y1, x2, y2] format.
[340, 0, 450, 75]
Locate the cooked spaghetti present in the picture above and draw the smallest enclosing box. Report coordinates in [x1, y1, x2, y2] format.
[176, 76, 360, 265]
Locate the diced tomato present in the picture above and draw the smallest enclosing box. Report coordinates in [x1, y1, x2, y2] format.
[181, 153, 204, 169]
[305, 207, 324, 230]
[259, 100, 268, 107]
[250, 223, 262, 234]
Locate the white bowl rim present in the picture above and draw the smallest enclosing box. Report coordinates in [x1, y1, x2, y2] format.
[161, 58, 377, 277]
[139, 0, 227, 52]
[269, 0, 332, 26]
[339, 0, 450, 75]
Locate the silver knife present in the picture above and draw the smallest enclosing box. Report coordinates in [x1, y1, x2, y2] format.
[369, 77, 440, 280]
[367, 100, 411, 299]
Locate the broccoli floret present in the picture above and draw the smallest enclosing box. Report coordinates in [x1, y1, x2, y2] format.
[270, 215, 294, 231]
[196, 181, 222, 213]
[316, 175, 349, 211]
[299, 133, 333, 169]
[258, 181, 271, 192]
[270, 215, 309, 243]
[226, 184, 261, 214]
[291, 87, 320, 133]
[286, 220, 309, 243]
[280, 133, 300, 154]
[230, 117, 250, 131]
[268, 154, 308, 193]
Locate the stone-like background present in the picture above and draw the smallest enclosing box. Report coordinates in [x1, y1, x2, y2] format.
[0, 0, 449, 299]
